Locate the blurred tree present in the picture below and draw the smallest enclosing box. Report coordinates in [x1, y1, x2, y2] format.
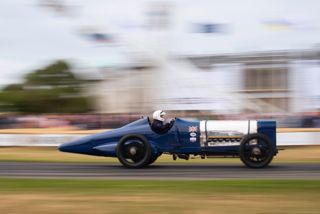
[0, 60, 94, 113]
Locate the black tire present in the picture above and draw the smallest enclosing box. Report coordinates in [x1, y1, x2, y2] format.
[116, 134, 152, 168]
[240, 133, 274, 168]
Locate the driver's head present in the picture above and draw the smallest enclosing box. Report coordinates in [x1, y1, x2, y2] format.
[153, 110, 166, 122]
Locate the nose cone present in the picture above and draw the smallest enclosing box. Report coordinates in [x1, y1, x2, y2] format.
[58, 142, 74, 153]
[58, 136, 93, 154]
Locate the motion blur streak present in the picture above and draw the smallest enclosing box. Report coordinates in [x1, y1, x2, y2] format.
[1, 2, 320, 214]
[0, 0, 318, 130]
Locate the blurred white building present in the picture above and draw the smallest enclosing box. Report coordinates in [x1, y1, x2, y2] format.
[76, 0, 320, 114]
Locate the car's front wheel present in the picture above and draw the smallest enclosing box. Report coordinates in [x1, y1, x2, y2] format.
[116, 135, 152, 168]
[239, 133, 274, 168]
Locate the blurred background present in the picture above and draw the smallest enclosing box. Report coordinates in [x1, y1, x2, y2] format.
[0, 2, 320, 213]
[0, 0, 320, 130]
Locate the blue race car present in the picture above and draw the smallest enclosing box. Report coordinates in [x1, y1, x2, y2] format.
[59, 117, 277, 168]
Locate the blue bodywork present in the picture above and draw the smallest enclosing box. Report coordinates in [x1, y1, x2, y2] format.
[59, 117, 277, 160]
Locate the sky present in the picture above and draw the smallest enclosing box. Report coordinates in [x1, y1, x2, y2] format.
[1, 0, 320, 87]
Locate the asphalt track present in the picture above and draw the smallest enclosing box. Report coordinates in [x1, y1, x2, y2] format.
[0, 162, 319, 179]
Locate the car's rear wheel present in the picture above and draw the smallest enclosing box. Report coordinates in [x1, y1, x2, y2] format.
[240, 133, 274, 168]
[116, 135, 152, 168]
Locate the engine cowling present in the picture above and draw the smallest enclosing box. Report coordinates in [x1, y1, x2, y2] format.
[200, 120, 257, 147]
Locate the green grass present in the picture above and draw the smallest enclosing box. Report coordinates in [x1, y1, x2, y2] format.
[0, 179, 320, 214]
[0, 178, 319, 194]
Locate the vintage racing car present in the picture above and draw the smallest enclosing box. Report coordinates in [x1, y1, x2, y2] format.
[59, 117, 277, 168]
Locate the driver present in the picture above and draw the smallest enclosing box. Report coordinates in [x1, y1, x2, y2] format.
[151, 110, 174, 134]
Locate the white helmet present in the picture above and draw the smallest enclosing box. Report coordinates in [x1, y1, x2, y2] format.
[153, 110, 166, 122]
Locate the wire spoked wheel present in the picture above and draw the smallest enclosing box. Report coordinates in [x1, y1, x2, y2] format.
[116, 135, 151, 168]
[240, 133, 274, 168]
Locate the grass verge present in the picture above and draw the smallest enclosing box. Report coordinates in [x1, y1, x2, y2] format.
[0, 179, 319, 214]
